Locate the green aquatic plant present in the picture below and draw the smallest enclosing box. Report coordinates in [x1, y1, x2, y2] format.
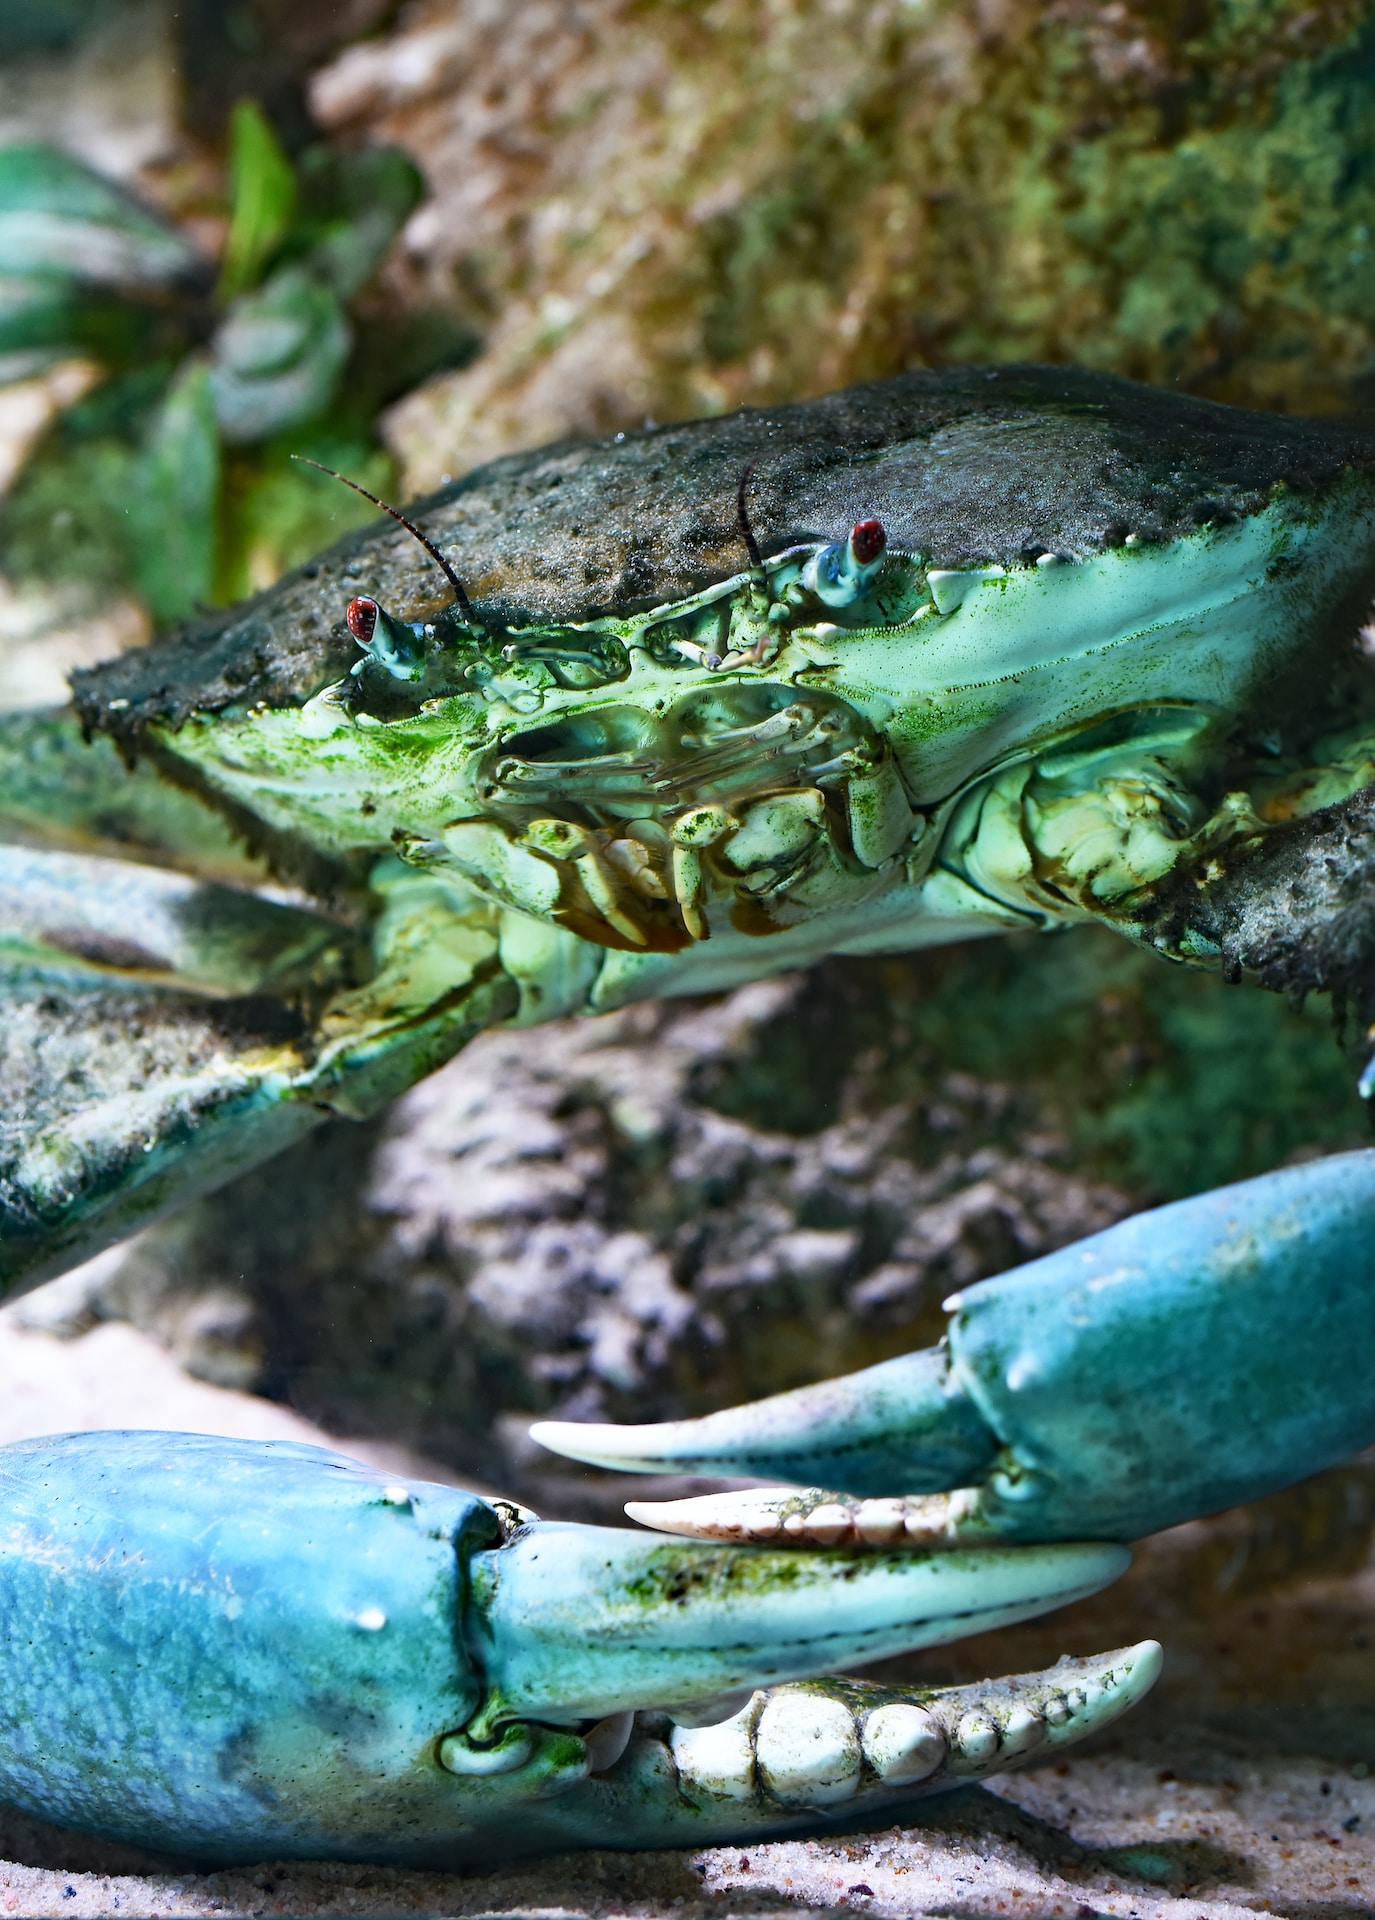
[0, 106, 450, 625]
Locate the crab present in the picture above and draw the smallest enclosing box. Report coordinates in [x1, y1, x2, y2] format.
[3, 363, 1375, 1865]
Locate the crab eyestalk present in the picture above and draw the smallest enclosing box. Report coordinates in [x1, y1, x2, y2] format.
[803, 517, 888, 607]
[346, 595, 432, 683]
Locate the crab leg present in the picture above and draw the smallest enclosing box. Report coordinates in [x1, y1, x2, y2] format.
[0, 844, 353, 995]
[0, 710, 263, 883]
[535, 1149, 1375, 1545]
[0, 1430, 1133, 1864]
[0, 842, 516, 1292]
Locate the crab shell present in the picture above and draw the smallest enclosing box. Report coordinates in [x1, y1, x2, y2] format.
[76, 363, 1375, 743]
[0, 360, 1364, 1289]
[66, 364, 1375, 1010]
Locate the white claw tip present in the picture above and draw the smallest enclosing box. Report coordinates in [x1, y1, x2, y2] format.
[1120, 1638, 1164, 1698]
[530, 1418, 667, 1471]
[1044, 1639, 1162, 1741]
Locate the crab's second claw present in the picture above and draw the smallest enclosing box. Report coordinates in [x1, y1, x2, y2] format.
[465, 1521, 1129, 1735]
[535, 1153, 1375, 1546]
[530, 1345, 997, 1494]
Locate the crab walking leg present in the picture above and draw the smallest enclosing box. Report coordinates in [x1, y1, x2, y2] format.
[534, 1149, 1375, 1546]
[0, 1430, 1128, 1866]
[0, 845, 357, 996]
[0, 709, 273, 885]
[0, 847, 518, 1293]
[0, 840, 356, 1288]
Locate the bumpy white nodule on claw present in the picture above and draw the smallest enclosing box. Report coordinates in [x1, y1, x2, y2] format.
[668, 1641, 1162, 1812]
[625, 1485, 994, 1549]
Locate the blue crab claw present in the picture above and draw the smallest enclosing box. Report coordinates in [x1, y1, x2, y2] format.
[0, 1430, 1133, 1865]
[534, 1149, 1375, 1548]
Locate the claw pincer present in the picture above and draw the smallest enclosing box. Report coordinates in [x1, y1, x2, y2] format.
[0, 1430, 1132, 1864]
[538, 1150, 1375, 1547]
[2, 1150, 1370, 1864]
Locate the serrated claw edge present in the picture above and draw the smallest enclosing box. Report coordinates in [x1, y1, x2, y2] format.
[669, 1640, 1162, 1809]
[626, 1485, 992, 1548]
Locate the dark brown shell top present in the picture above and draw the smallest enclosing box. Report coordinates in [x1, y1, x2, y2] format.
[75, 363, 1375, 750]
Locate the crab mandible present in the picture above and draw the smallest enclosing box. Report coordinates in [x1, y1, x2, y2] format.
[4, 1149, 1375, 1862]
[5, 364, 1375, 1287]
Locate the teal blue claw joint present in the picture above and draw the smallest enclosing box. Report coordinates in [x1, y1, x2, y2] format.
[534, 1151, 1375, 1552]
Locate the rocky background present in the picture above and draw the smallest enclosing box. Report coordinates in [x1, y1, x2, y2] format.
[9, 0, 1375, 635]
[25, 924, 1363, 1517]
[346, 0, 1375, 483]
[6, 1, 1375, 1914]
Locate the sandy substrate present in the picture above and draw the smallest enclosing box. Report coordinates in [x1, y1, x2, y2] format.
[1, 1306, 1373, 1918]
[3, 1750, 1372, 1917]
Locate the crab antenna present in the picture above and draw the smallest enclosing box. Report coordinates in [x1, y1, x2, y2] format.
[736, 459, 766, 580]
[291, 455, 478, 627]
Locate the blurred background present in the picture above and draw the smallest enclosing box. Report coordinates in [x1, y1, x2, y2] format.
[4, 6, 1375, 1910]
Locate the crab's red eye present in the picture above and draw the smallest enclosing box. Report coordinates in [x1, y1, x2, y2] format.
[850, 519, 886, 565]
[347, 597, 379, 644]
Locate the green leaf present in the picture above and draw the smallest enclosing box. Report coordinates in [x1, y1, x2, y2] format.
[296, 145, 424, 301]
[218, 100, 297, 302]
[0, 274, 75, 374]
[0, 273, 183, 384]
[0, 142, 201, 290]
[0, 2, 103, 61]
[127, 362, 220, 625]
[209, 263, 350, 443]
[0, 366, 172, 603]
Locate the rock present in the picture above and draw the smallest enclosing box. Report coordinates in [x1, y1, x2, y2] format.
[33, 925, 1362, 1517]
[298, 0, 1375, 488]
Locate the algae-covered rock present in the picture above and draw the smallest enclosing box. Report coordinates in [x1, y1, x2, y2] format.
[300, 0, 1375, 488]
